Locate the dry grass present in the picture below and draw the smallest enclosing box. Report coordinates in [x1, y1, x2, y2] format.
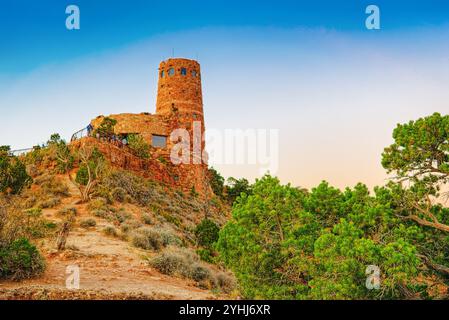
[97, 170, 230, 246]
[130, 226, 181, 251]
[141, 212, 153, 225]
[149, 247, 236, 294]
[79, 218, 96, 229]
[57, 207, 77, 218]
[103, 226, 119, 237]
[21, 174, 69, 210]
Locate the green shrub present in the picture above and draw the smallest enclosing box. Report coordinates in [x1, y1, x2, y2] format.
[208, 167, 225, 197]
[120, 220, 142, 234]
[190, 186, 198, 198]
[161, 212, 182, 227]
[94, 117, 117, 137]
[92, 209, 109, 219]
[37, 197, 61, 209]
[80, 219, 96, 229]
[197, 248, 214, 263]
[225, 177, 252, 204]
[112, 187, 127, 202]
[23, 146, 46, 167]
[195, 219, 219, 248]
[132, 230, 161, 250]
[141, 213, 152, 225]
[190, 263, 211, 281]
[40, 176, 69, 197]
[75, 165, 89, 186]
[57, 207, 77, 217]
[26, 221, 53, 239]
[44, 221, 58, 230]
[130, 227, 180, 251]
[88, 198, 108, 210]
[101, 171, 156, 206]
[128, 134, 150, 159]
[150, 248, 236, 293]
[150, 248, 196, 276]
[0, 238, 45, 280]
[215, 272, 237, 294]
[23, 208, 55, 239]
[47, 134, 74, 174]
[103, 226, 118, 237]
[0, 148, 32, 195]
[25, 208, 42, 218]
[112, 210, 131, 224]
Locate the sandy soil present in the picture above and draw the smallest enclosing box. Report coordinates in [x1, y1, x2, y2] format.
[0, 177, 222, 300]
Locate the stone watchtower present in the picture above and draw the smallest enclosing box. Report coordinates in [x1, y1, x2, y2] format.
[88, 57, 210, 196]
[156, 58, 206, 164]
[156, 58, 209, 195]
[156, 58, 204, 125]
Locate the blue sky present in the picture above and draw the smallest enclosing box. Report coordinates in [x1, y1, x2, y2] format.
[1, 0, 449, 73]
[1, 1, 449, 188]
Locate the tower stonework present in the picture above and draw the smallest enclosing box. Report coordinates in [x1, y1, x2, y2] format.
[156, 58, 203, 122]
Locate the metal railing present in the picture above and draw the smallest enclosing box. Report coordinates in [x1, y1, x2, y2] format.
[71, 126, 89, 142]
[7, 126, 136, 159]
[8, 148, 34, 157]
[6, 126, 90, 157]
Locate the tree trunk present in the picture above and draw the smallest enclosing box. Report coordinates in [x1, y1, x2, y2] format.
[56, 221, 71, 251]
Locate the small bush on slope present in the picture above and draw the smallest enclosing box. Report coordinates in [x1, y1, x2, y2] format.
[130, 227, 181, 251]
[127, 134, 150, 159]
[0, 205, 45, 280]
[195, 219, 219, 248]
[80, 218, 96, 229]
[103, 226, 118, 237]
[21, 174, 69, 210]
[150, 247, 236, 294]
[0, 238, 45, 280]
[141, 212, 153, 225]
[0, 147, 31, 195]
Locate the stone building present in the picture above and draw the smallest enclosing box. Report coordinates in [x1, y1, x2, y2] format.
[86, 58, 210, 195]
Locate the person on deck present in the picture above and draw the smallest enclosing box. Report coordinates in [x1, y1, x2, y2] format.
[86, 124, 94, 136]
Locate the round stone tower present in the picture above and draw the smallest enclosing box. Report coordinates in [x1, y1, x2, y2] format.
[156, 58, 209, 197]
[156, 58, 203, 123]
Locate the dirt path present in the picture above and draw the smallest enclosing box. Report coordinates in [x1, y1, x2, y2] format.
[1, 233, 217, 299]
[0, 227, 218, 300]
[0, 178, 222, 300]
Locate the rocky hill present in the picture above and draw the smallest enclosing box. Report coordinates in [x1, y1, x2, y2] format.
[0, 136, 236, 300]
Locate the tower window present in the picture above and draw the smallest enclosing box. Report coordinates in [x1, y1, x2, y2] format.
[168, 68, 175, 76]
[181, 68, 187, 76]
[191, 70, 197, 77]
[152, 135, 167, 148]
[160, 70, 165, 78]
